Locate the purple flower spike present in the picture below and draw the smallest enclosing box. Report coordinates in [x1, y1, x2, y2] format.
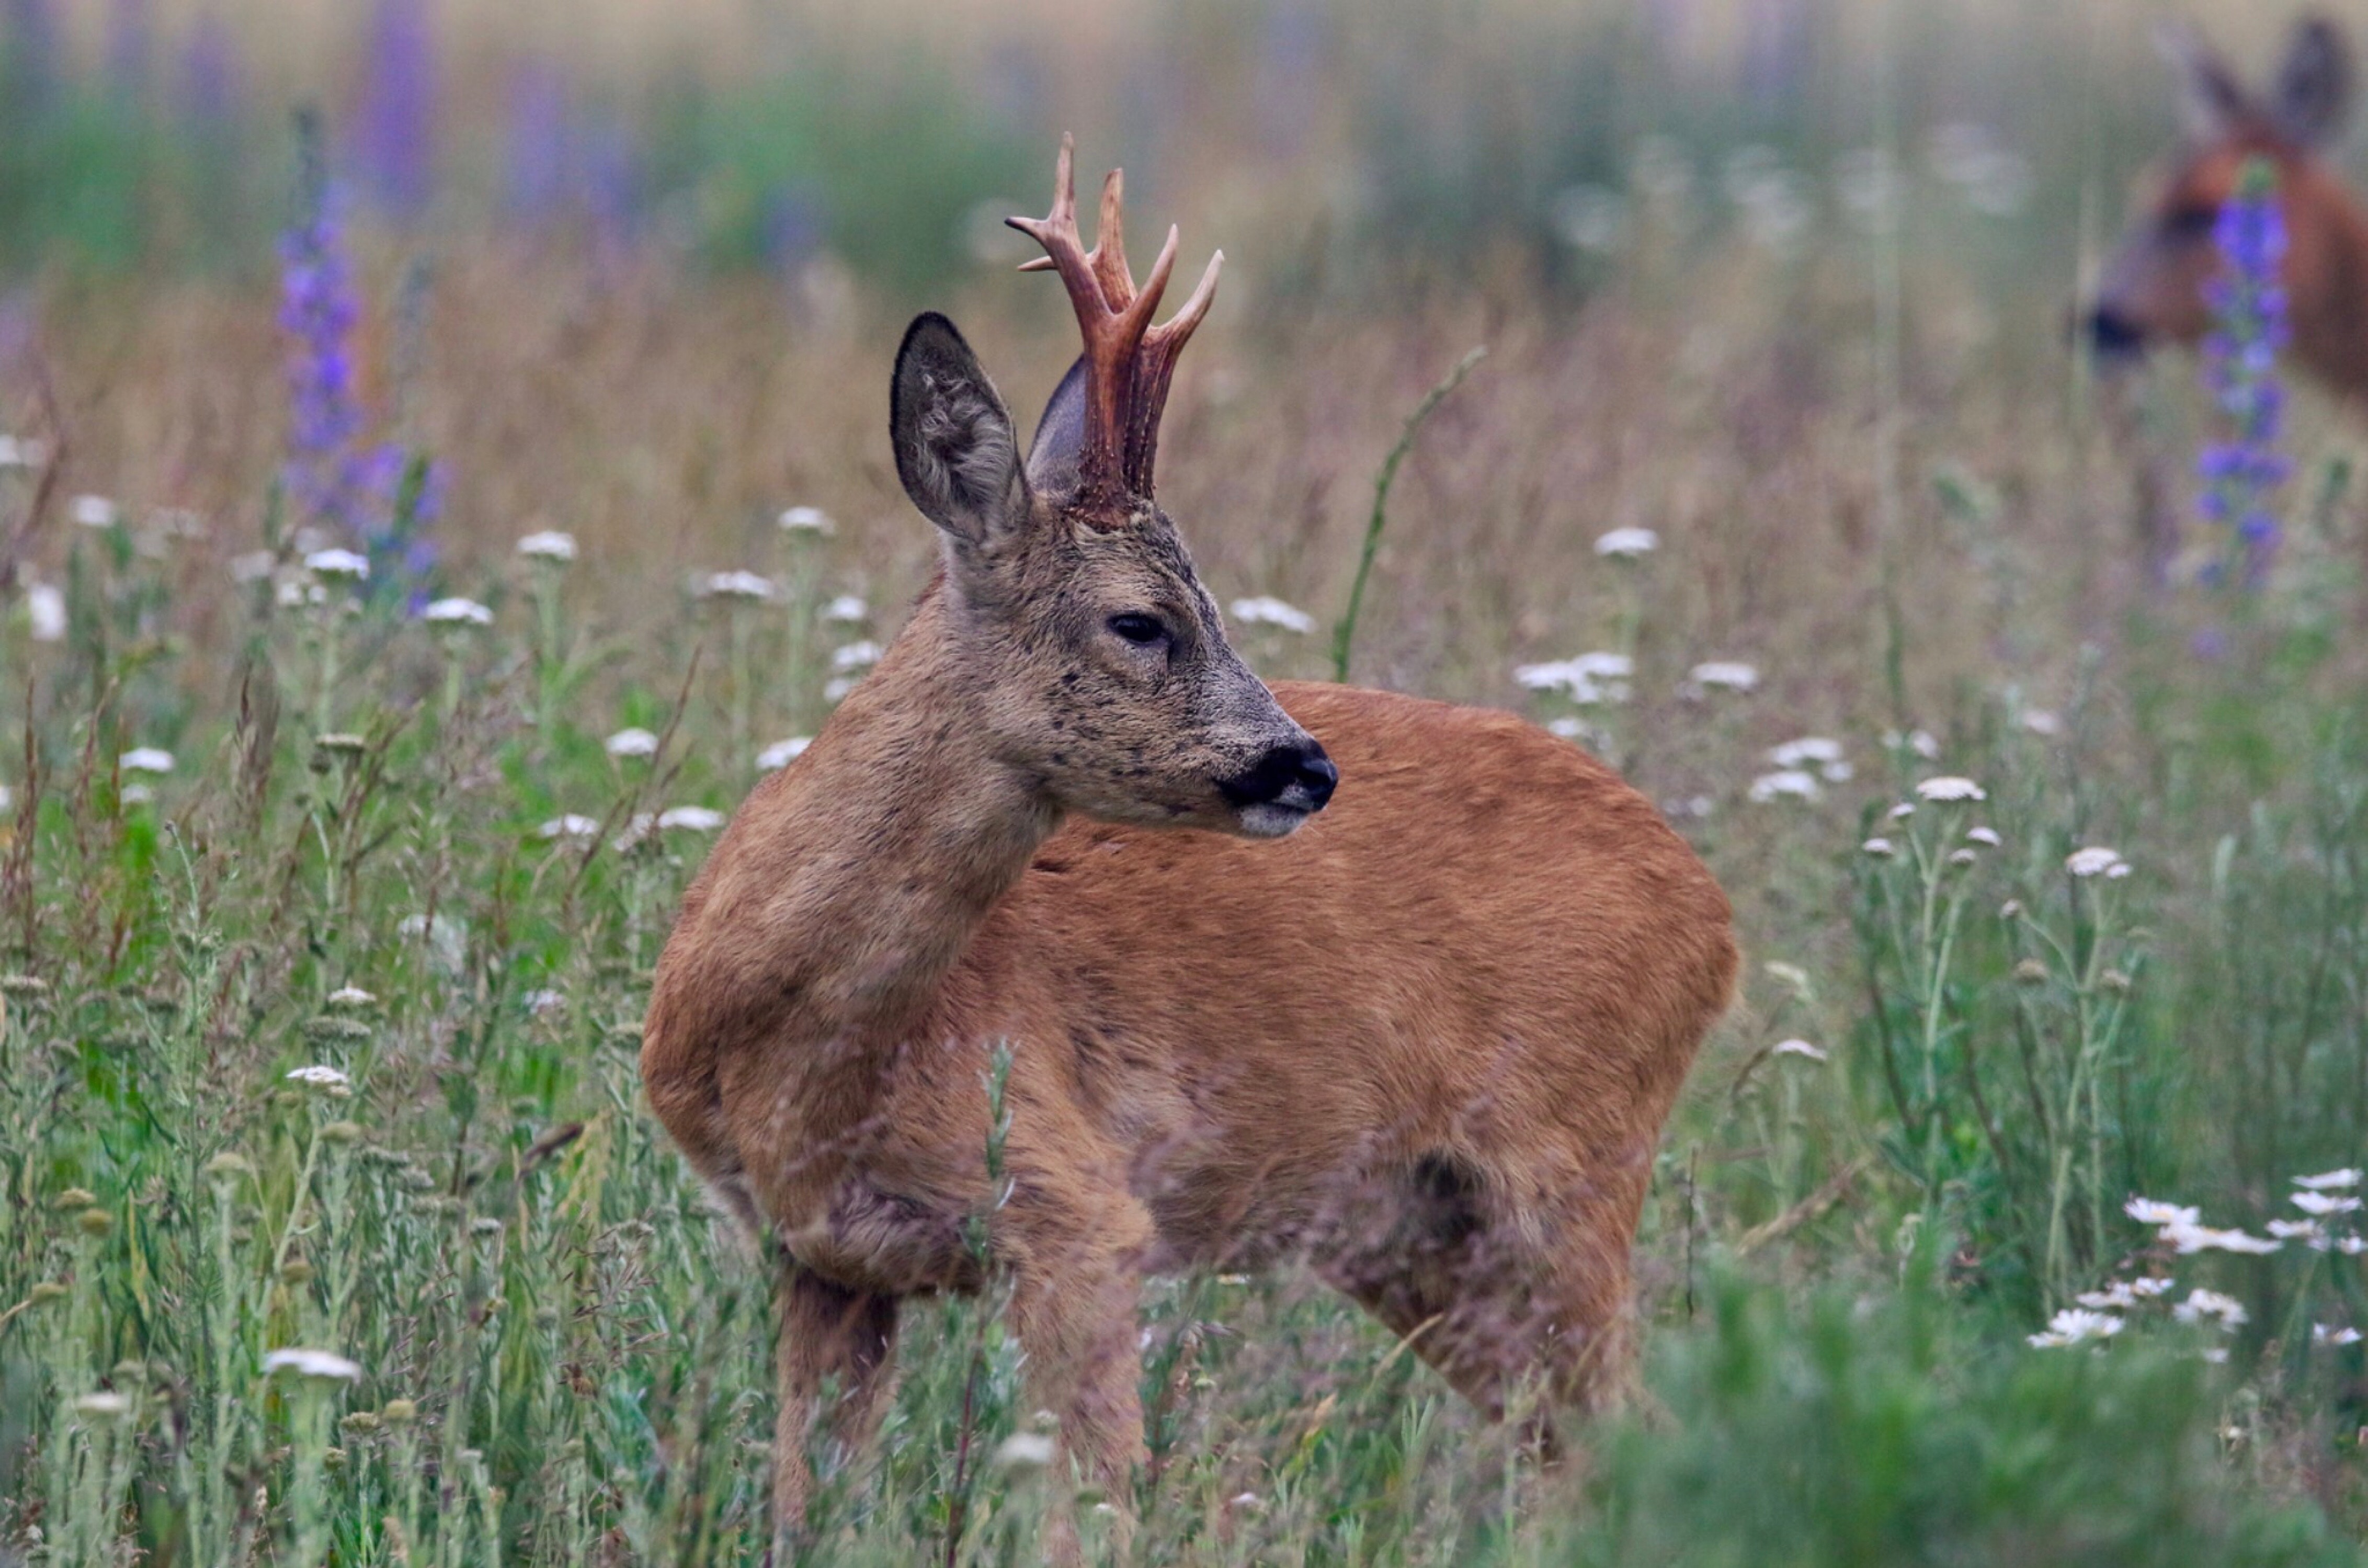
[2196, 158, 2290, 589]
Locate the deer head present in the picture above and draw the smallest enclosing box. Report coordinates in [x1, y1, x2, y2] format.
[2089, 16, 2366, 392]
[887, 137, 1336, 839]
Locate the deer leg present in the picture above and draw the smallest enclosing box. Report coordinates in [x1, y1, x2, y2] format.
[772, 1259, 900, 1563]
[1002, 1192, 1154, 1564]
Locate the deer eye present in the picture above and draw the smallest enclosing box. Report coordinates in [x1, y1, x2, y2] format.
[1107, 612, 1168, 647]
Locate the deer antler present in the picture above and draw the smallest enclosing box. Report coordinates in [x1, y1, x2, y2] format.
[1008, 134, 1222, 502]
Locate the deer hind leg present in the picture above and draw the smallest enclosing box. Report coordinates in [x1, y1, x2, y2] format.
[772, 1260, 900, 1563]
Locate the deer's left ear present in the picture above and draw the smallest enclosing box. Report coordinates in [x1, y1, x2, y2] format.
[2157, 21, 2254, 142]
[2273, 16, 2354, 147]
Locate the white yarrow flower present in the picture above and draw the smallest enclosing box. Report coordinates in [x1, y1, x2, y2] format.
[120, 747, 175, 775]
[0, 434, 47, 469]
[701, 570, 777, 601]
[262, 1347, 364, 1381]
[993, 1431, 1057, 1475]
[832, 640, 883, 672]
[605, 728, 660, 759]
[777, 505, 834, 534]
[1965, 827, 2002, 848]
[1768, 736, 1843, 769]
[1914, 776, 1985, 803]
[517, 530, 578, 562]
[2314, 1324, 2363, 1347]
[72, 494, 119, 528]
[539, 815, 601, 841]
[2163, 1220, 2281, 1255]
[75, 1391, 133, 1417]
[2173, 1289, 2248, 1330]
[2125, 1197, 2199, 1228]
[1748, 769, 1820, 804]
[326, 985, 377, 1008]
[757, 736, 813, 771]
[1593, 526, 1659, 559]
[26, 582, 66, 642]
[2028, 1308, 2123, 1348]
[1771, 1038, 1828, 1062]
[657, 805, 726, 833]
[424, 597, 494, 626]
[1861, 836, 1896, 857]
[2292, 1190, 2363, 1217]
[1686, 660, 1759, 692]
[285, 1064, 352, 1090]
[304, 548, 370, 581]
[1885, 728, 1942, 760]
[2065, 847, 2128, 879]
[2075, 1283, 2138, 1310]
[2294, 1168, 2362, 1190]
[822, 594, 869, 624]
[1230, 595, 1318, 634]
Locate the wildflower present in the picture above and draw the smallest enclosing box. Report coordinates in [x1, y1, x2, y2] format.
[2023, 709, 2063, 736]
[604, 728, 659, 759]
[2163, 1220, 2281, 1255]
[1748, 769, 1819, 804]
[424, 597, 493, 626]
[1771, 1038, 1828, 1062]
[2196, 157, 2291, 585]
[2128, 1277, 2177, 1297]
[823, 593, 869, 624]
[1885, 728, 1941, 760]
[1686, 660, 1759, 693]
[1769, 737, 1848, 782]
[517, 530, 577, 562]
[1229, 595, 1318, 634]
[2292, 1190, 2362, 1217]
[777, 505, 834, 533]
[26, 583, 65, 642]
[121, 784, 154, 806]
[0, 434, 48, 469]
[992, 1431, 1056, 1476]
[701, 570, 777, 601]
[0, 785, 9, 813]
[2267, 1219, 2329, 1246]
[2028, 1308, 2123, 1348]
[2341, 1235, 2368, 1255]
[2065, 847, 2129, 879]
[2076, 1283, 2138, 1310]
[2125, 1197, 2201, 1228]
[657, 806, 726, 833]
[832, 640, 883, 672]
[305, 548, 371, 581]
[1861, 836, 1896, 857]
[2294, 1168, 2362, 1190]
[2315, 1324, 2363, 1347]
[286, 1064, 352, 1091]
[1593, 526, 1658, 559]
[1914, 776, 1985, 803]
[263, 1347, 365, 1381]
[1965, 827, 2002, 847]
[1763, 960, 1812, 994]
[75, 1392, 132, 1418]
[120, 748, 175, 775]
[315, 733, 367, 760]
[325, 985, 377, 1009]
[538, 815, 601, 840]
[1516, 654, 1632, 706]
[757, 737, 813, 771]
[2173, 1289, 2248, 1330]
[72, 494, 118, 528]
[824, 677, 857, 703]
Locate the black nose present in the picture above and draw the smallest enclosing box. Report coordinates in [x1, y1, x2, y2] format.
[2086, 306, 2146, 357]
[1219, 739, 1337, 812]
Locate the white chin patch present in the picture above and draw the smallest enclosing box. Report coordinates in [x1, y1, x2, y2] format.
[1235, 803, 1311, 839]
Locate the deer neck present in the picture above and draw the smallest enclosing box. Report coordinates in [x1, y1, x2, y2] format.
[773, 583, 1060, 1044]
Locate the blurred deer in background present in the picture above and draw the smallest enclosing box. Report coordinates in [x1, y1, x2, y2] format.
[2089, 15, 2362, 395]
[641, 137, 1736, 1561]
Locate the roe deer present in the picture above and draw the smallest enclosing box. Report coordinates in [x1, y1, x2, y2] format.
[641, 136, 1737, 1559]
[2089, 15, 2364, 397]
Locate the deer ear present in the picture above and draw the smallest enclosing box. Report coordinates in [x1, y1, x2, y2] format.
[2273, 16, 2353, 147]
[891, 313, 1030, 548]
[2156, 20, 2255, 141]
[1026, 356, 1089, 498]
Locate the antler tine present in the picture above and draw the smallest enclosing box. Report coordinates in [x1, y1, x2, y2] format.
[1121, 247, 1223, 494]
[1145, 247, 1222, 351]
[1091, 169, 1135, 308]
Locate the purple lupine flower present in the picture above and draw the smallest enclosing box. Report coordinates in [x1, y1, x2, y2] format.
[352, 0, 436, 220]
[279, 115, 401, 556]
[2196, 157, 2290, 587]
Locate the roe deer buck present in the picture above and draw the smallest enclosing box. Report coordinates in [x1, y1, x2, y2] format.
[2089, 15, 2365, 397]
[641, 136, 1736, 1558]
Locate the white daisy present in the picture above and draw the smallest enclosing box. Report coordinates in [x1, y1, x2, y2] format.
[424, 597, 494, 626]
[2162, 1221, 2281, 1255]
[2075, 1283, 2137, 1310]
[2292, 1191, 2362, 1217]
[2028, 1308, 2123, 1347]
[2124, 1197, 2200, 1227]
[1229, 595, 1317, 634]
[120, 747, 174, 775]
[517, 530, 578, 562]
[1914, 776, 1985, 803]
[2314, 1324, 2363, 1346]
[1593, 526, 1659, 559]
[2294, 1168, 2362, 1190]
[2173, 1289, 2248, 1330]
[2128, 1277, 2178, 1298]
[757, 737, 813, 771]
[304, 548, 370, 581]
[262, 1347, 364, 1381]
[605, 728, 660, 759]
